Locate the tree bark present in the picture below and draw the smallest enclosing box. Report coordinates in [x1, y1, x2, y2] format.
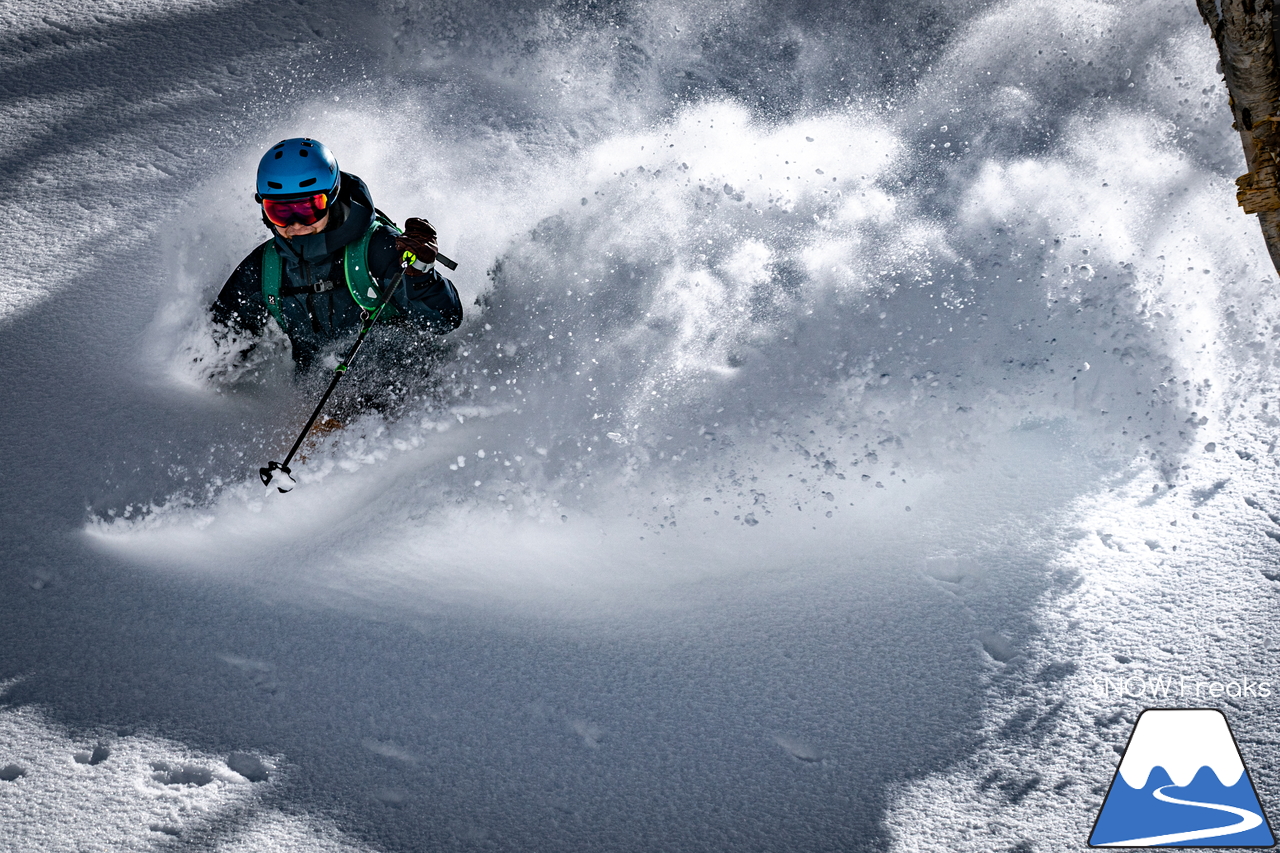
[1198, 0, 1280, 275]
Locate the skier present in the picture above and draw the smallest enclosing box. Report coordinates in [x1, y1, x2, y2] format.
[211, 138, 463, 372]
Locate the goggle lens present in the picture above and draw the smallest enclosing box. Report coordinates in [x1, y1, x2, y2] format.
[262, 193, 329, 227]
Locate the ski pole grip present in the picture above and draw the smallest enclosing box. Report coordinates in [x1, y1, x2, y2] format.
[435, 252, 458, 271]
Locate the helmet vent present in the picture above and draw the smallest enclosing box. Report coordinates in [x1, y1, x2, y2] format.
[299, 150, 309, 157]
[267, 181, 283, 189]
[299, 178, 316, 187]
[274, 151, 283, 159]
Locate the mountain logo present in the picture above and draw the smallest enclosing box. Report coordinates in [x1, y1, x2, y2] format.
[1089, 708, 1275, 847]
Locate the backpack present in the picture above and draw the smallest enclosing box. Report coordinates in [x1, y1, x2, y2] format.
[261, 210, 403, 328]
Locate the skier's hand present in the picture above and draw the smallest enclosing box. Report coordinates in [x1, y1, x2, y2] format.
[395, 218, 438, 273]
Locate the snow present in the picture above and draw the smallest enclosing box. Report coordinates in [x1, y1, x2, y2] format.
[3, 0, 1280, 850]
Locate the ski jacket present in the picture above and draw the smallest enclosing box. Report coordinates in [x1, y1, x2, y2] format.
[211, 172, 463, 369]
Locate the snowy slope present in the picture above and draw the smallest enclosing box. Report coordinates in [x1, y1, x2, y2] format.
[3, 0, 1279, 851]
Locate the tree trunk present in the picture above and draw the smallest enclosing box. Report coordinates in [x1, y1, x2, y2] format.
[1198, 0, 1280, 275]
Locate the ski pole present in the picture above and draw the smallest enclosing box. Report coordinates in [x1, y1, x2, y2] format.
[259, 262, 410, 493]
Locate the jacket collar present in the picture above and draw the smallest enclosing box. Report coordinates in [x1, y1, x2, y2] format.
[323, 171, 375, 254]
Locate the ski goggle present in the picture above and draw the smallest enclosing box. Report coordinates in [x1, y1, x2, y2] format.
[261, 192, 330, 227]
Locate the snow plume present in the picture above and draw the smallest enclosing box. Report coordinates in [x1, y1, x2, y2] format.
[469, 101, 1204, 453]
[91, 0, 1239, 618]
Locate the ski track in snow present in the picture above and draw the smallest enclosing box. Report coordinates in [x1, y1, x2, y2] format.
[3, 0, 1280, 851]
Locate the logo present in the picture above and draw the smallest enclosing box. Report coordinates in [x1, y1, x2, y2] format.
[1089, 709, 1275, 847]
[1091, 673, 1273, 702]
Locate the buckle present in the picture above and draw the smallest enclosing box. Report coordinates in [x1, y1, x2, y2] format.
[311, 280, 334, 293]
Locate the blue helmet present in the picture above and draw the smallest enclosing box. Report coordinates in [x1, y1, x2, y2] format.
[255, 138, 340, 200]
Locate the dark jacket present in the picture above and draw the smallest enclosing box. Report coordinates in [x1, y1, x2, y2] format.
[212, 172, 462, 369]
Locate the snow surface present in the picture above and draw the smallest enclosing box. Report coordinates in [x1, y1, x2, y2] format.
[3, 0, 1280, 850]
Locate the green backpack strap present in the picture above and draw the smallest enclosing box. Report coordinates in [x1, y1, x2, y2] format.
[343, 212, 402, 317]
[258, 239, 286, 328]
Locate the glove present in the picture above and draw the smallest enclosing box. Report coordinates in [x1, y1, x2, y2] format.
[395, 218, 438, 274]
